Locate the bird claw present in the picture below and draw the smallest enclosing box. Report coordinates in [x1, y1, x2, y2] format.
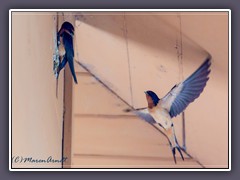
[172, 146, 184, 164]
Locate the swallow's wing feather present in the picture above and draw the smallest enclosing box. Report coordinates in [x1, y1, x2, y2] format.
[161, 57, 211, 118]
[134, 108, 156, 124]
[62, 33, 74, 57]
[62, 33, 78, 84]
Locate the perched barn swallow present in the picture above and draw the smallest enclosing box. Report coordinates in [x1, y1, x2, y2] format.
[132, 57, 211, 163]
[57, 21, 78, 84]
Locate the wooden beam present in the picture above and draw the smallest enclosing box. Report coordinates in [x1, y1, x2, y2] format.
[61, 13, 75, 168]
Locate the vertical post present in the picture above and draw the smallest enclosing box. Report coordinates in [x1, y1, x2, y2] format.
[62, 61, 73, 168]
[60, 13, 75, 168]
[176, 14, 186, 151]
[123, 13, 134, 107]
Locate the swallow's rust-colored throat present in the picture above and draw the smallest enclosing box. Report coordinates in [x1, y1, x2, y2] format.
[146, 94, 155, 109]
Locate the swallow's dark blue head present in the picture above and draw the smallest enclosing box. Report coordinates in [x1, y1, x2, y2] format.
[145, 90, 160, 107]
[60, 21, 74, 35]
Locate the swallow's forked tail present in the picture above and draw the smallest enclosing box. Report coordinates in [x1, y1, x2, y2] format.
[171, 140, 184, 164]
[68, 57, 78, 84]
[165, 125, 184, 164]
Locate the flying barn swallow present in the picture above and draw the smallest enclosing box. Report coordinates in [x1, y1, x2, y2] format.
[132, 57, 211, 164]
[57, 21, 78, 84]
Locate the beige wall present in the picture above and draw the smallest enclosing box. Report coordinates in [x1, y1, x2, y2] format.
[11, 11, 228, 169]
[74, 12, 228, 168]
[180, 12, 228, 168]
[12, 12, 64, 168]
[71, 67, 202, 168]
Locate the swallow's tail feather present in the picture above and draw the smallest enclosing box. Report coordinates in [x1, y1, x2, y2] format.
[171, 145, 184, 164]
[170, 138, 185, 164]
[68, 57, 78, 84]
[166, 126, 184, 164]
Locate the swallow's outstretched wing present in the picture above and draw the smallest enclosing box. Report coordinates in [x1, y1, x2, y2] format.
[131, 108, 156, 124]
[161, 56, 211, 118]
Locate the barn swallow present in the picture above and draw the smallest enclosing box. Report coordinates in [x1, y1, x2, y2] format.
[57, 21, 78, 84]
[132, 57, 211, 164]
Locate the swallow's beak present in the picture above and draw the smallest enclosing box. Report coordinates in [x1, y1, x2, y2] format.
[144, 91, 148, 95]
